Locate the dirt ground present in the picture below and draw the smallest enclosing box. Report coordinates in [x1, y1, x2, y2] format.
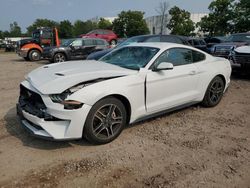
[0, 53, 249, 188]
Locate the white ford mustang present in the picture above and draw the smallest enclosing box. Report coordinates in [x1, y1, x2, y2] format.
[17, 43, 231, 144]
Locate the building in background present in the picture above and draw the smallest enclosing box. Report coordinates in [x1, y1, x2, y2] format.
[145, 13, 208, 35]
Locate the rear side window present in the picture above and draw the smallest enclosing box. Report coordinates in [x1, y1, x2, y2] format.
[84, 39, 94, 46]
[192, 50, 206, 62]
[161, 36, 178, 43]
[102, 30, 110, 35]
[96, 40, 105, 45]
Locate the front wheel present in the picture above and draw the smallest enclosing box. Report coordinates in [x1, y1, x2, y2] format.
[28, 50, 41, 61]
[83, 97, 127, 144]
[110, 39, 117, 46]
[54, 53, 66, 63]
[202, 76, 225, 107]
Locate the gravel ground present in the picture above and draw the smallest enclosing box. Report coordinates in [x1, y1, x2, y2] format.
[0, 53, 249, 188]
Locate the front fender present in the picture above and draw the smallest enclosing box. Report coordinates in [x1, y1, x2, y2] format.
[67, 74, 146, 122]
[21, 43, 43, 52]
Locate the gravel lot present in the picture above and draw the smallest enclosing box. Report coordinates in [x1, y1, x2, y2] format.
[0, 53, 249, 188]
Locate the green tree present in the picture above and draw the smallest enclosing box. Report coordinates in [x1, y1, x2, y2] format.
[9, 21, 21, 37]
[59, 20, 73, 38]
[0, 30, 3, 39]
[167, 6, 195, 36]
[26, 19, 58, 35]
[233, 0, 250, 33]
[3, 31, 10, 38]
[84, 20, 98, 33]
[113, 10, 149, 38]
[73, 20, 97, 37]
[197, 0, 234, 36]
[98, 18, 112, 30]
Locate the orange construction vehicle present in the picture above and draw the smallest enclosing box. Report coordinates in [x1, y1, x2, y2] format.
[17, 27, 60, 61]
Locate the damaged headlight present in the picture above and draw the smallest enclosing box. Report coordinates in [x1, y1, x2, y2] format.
[49, 83, 87, 109]
[49, 78, 112, 109]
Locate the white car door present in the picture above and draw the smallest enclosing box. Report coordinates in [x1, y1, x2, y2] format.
[146, 48, 200, 113]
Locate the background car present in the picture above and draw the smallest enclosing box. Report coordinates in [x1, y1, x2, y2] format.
[17, 43, 231, 144]
[229, 45, 250, 72]
[212, 33, 250, 58]
[188, 38, 208, 52]
[80, 29, 118, 45]
[42, 38, 109, 63]
[204, 36, 226, 54]
[87, 34, 191, 60]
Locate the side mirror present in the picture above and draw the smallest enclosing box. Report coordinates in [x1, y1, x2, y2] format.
[153, 62, 174, 72]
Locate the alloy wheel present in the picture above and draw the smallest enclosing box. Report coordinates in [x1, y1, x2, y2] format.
[92, 104, 123, 139]
[55, 54, 66, 62]
[209, 80, 224, 103]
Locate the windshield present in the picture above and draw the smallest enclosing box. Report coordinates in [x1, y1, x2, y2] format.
[61, 39, 75, 47]
[32, 31, 40, 39]
[225, 34, 250, 42]
[100, 46, 159, 70]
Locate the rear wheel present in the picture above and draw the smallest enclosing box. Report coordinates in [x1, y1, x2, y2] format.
[202, 76, 225, 107]
[110, 39, 117, 46]
[84, 97, 127, 144]
[54, 53, 66, 63]
[28, 50, 41, 61]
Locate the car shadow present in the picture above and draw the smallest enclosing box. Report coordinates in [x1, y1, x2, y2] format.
[4, 107, 92, 150]
[128, 103, 199, 129]
[10, 57, 50, 64]
[231, 71, 250, 81]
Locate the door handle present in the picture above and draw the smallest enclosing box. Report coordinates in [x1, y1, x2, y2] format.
[189, 70, 196, 75]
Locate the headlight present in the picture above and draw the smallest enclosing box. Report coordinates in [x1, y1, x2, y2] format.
[229, 50, 235, 56]
[49, 83, 87, 109]
[49, 83, 86, 103]
[50, 90, 71, 103]
[49, 79, 105, 109]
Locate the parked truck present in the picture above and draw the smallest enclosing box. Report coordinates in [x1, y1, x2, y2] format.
[16, 27, 60, 61]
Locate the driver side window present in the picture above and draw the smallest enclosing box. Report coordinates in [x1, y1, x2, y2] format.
[154, 48, 193, 67]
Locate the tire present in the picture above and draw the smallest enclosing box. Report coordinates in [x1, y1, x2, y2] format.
[23, 57, 30, 61]
[54, 53, 66, 63]
[83, 97, 127, 144]
[110, 39, 117, 46]
[28, 50, 41, 61]
[202, 76, 225, 107]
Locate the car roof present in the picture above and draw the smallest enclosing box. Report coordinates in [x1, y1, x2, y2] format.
[125, 42, 210, 55]
[232, 32, 250, 36]
[126, 42, 191, 49]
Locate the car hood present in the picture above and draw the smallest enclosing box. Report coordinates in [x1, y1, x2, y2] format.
[26, 60, 137, 94]
[234, 46, 250, 54]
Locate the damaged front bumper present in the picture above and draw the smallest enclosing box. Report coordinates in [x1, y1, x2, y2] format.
[16, 81, 92, 141]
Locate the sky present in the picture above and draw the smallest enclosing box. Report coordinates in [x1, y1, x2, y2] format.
[0, 0, 213, 32]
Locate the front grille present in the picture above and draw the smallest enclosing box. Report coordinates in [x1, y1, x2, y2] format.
[19, 85, 46, 118]
[19, 85, 61, 121]
[214, 46, 232, 57]
[232, 52, 250, 64]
